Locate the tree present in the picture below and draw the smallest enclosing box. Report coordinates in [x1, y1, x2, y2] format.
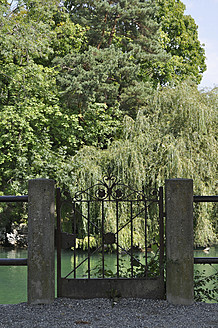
[65, 0, 161, 51]
[0, 0, 122, 243]
[55, 0, 168, 121]
[153, 0, 206, 84]
[64, 0, 206, 86]
[57, 0, 207, 125]
[0, 0, 88, 242]
[55, 45, 155, 118]
[64, 82, 217, 247]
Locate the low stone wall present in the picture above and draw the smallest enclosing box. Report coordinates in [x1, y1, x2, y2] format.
[60, 277, 165, 299]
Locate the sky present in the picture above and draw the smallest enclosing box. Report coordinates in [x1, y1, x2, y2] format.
[182, 0, 218, 89]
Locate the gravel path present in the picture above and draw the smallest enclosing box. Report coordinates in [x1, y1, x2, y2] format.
[0, 298, 217, 328]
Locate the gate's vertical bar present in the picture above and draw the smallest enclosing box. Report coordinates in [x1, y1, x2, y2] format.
[56, 188, 61, 298]
[130, 201, 133, 278]
[159, 187, 164, 278]
[87, 201, 90, 279]
[73, 202, 77, 279]
[116, 200, 119, 278]
[102, 201, 105, 278]
[144, 200, 148, 277]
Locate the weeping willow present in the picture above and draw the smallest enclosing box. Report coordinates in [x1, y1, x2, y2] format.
[60, 82, 217, 247]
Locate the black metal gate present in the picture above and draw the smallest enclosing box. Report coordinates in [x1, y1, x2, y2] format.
[56, 176, 165, 299]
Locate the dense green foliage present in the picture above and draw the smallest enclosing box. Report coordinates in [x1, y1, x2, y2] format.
[0, 0, 216, 248]
[194, 267, 218, 302]
[55, 0, 167, 122]
[63, 83, 217, 247]
[154, 0, 206, 84]
[57, 0, 206, 117]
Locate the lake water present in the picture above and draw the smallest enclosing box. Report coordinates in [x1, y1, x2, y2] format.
[0, 246, 217, 304]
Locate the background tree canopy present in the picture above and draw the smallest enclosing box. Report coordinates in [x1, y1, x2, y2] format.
[0, 0, 216, 247]
[153, 0, 206, 84]
[61, 82, 217, 247]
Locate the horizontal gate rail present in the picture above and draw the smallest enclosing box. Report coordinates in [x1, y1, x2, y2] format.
[194, 257, 218, 264]
[0, 258, 28, 266]
[0, 195, 28, 202]
[193, 195, 218, 202]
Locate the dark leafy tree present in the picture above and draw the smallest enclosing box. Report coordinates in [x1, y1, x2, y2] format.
[56, 0, 167, 118]
[55, 45, 156, 118]
[0, 0, 87, 241]
[153, 0, 206, 84]
[65, 0, 161, 51]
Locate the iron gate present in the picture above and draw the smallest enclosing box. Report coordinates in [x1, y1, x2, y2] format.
[56, 176, 165, 299]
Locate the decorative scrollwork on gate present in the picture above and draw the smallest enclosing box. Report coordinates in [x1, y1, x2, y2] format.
[95, 175, 124, 200]
[73, 175, 147, 201]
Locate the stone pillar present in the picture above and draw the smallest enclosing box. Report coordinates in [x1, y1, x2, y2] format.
[165, 179, 194, 305]
[28, 179, 55, 304]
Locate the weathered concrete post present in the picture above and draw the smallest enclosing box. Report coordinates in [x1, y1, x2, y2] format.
[165, 179, 194, 305]
[28, 179, 55, 304]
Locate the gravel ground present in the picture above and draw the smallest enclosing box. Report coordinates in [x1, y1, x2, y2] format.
[0, 298, 217, 328]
